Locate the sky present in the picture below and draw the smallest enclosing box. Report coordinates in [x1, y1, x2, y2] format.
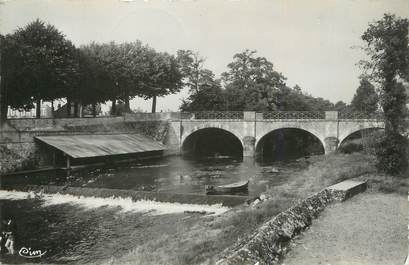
[1, 0, 408, 112]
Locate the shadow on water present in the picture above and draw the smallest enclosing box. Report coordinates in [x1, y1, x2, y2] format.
[256, 128, 325, 162]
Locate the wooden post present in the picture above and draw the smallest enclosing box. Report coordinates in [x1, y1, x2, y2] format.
[66, 155, 71, 169]
[52, 151, 56, 166]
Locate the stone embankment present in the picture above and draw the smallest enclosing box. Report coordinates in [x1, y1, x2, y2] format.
[216, 180, 367, 265]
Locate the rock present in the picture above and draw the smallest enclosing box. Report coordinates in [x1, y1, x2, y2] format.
[259, 194, 269, 201]
[184, 210, 209, 215]
[252, 199, 261, 206]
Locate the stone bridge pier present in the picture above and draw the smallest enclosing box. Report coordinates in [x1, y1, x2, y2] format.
[168, 111, 384, 157]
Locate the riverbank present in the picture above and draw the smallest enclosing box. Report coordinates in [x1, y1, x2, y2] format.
[279, 164, 408, 265]
[281, 192, 407, 265]
[94, 152, 377, 265]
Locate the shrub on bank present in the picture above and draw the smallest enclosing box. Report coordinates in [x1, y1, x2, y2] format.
[374, 133, 409, 176]
[339, 141, 363, 154]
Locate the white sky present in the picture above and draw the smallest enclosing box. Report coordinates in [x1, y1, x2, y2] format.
[1, 0, 408, 112]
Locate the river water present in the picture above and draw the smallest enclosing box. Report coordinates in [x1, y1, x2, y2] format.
[0, 155, 309, 264]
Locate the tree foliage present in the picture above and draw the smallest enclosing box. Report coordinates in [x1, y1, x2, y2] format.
[361, 13, 409, 174]
[350, 78, 379, 114]
[1, 19, 78, 115]
[180, 50, 344, 112]
[0, 20, 184, 117]
[221, 49, 286, 111]
[141, 51, 183, 112]
[178, 50, 225, 111]
[78, 43, 115, 105]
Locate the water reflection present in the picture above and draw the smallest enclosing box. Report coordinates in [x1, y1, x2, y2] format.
[2, 156, 309, 197]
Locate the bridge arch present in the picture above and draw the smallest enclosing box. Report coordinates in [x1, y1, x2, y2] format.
[255, 128, 325, 160]
[255, 125, 326, 150]
[338, 122, 385, 146]
[181, 126, 244, 157]
[338, 127, 385, 148]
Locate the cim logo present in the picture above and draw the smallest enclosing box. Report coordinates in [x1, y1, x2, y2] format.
[18, 247, 47, 259]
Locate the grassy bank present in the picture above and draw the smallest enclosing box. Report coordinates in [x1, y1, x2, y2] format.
[98, 152, 387, 265]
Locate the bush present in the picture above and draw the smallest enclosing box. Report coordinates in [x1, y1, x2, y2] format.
[374, 133, 408, 175]
[338, 141, 363, 154]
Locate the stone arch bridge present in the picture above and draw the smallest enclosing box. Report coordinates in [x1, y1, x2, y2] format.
[166, 111, 384, 157]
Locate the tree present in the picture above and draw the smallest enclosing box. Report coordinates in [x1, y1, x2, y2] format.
[0, 34, 6, 123]
[350, 78, 379, 115]
[180, 76, 225, 111]
[77, 44, 117, 116]
[117, 41, 154, 113]
[333, 100, 350, 112]
[95, 41, 133, 114]
[141, 51, 183, 113]
[176, 50, 207, 93]
[222, 50, 287, 111]
[361, 14, 409, 174]
[177, 50, 224, 111]
[1, 19, 78, 118]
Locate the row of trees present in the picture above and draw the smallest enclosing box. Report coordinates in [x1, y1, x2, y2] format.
[0, 19, 383, 121]
[180, 49, 380, 114]
[0, 19, 183, 120]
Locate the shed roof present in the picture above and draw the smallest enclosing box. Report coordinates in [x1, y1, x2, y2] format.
[35, 134, 165, 159]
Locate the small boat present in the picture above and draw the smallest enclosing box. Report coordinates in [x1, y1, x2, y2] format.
[205, 180, 249, 195]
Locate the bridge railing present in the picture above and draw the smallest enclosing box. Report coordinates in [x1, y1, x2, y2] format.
[338, 111, 384, 120]
[180, 111, 244, 120]
[262, 111, 325, 120]
[124, 111, 385, 121]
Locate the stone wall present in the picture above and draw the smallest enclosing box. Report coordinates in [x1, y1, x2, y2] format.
[216, 181, 366, 265]
[0, 142, 38, 173]
[216, 189, 334, 265]
[0, 117, 179, 175]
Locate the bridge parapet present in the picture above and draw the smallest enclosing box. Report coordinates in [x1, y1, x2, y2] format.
[338, 111, 384, 120]
[124, 111, 384, 121]
[173, 111, 384, 121]
[180, 111, 244, 120]
[262, 111, 326, 120]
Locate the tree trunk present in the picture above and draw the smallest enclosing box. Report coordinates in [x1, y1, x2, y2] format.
[92, 103, 97, 117]
[51, 100, 54, 118]
[0, 43, 5, 126]
[78, 103, 83, 118]
[0, 75, 6, 125]
[151, 96, 157, 113]
[73, 102, 79, 118]
[125, 97, 130, 113]
[36, 99, 41, 118]
[66, 98, 71, 117]
[111, 99, 116, 116]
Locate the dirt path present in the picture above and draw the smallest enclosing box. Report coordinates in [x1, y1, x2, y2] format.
[282, 192, 408, 265]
